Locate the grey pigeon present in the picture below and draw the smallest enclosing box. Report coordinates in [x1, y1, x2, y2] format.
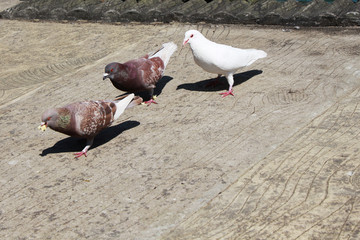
[183, 30, 267, 97]
[103, 42, 177, 105]
[39, 94, 142, 158]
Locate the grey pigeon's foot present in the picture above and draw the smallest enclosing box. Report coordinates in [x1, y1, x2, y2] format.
[142, 95, 158, 106]
[144, 99, 158, 106]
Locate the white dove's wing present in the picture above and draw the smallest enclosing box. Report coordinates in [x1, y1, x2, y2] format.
[212, 44, 267, 72]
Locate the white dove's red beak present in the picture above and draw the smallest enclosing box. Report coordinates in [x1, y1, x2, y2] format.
[183, 39, 189, 46]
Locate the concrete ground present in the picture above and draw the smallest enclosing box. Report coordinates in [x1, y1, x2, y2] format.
[0, 17, 360, 239]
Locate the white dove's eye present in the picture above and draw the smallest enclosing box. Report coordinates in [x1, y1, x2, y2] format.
[190, 34, 194, 38]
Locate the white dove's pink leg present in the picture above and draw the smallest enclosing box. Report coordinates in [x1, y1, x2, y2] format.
[220, 73, 234, 97]
[74, 138, 94, 158]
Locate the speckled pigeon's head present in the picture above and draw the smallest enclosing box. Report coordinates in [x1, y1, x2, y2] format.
[41, 108, 59, 129]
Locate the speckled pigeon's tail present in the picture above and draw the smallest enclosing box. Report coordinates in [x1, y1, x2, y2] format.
[150, 42, 178, 68]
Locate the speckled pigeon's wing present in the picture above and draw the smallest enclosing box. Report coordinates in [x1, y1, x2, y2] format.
[66, 101, 114, 138]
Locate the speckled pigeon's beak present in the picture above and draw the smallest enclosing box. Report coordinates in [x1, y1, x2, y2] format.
[38, 122, 47, 131]
[103, 73, 109, 80]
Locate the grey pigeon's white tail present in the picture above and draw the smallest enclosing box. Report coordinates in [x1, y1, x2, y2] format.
[113, 93, 134, 120]
[126, 96, 143, 109]
[150, 42, 178, 68]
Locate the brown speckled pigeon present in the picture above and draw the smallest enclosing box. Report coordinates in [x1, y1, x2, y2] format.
[103, 42, 177, 106]
[39, 94, 142, 158]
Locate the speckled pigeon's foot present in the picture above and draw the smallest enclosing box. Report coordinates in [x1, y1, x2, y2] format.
[219, 90, 234, 97]
[74, 151, 87, 158]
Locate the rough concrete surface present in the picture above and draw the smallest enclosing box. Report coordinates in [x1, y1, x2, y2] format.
[1, 18, 360, 239]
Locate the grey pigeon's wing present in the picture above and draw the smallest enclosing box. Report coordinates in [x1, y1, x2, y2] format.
[137, 57, 164, 89]
[122, 57, 164, 91]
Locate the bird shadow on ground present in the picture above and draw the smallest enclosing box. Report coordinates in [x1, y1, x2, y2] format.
[40, 120, 140, 156]
[176, 70, 263, 92]
[115, 76, 173, 101]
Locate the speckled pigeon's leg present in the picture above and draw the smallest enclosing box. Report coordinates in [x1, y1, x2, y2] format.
[205, 74, 222, 88]
[74, 138, 94, 158]
[220, 73, 234, 97]
[144, 88, 158, 106]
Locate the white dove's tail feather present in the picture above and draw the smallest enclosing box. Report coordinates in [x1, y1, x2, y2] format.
[150, 42, 178, 68]
[246, 49, 267, 66]
[257, 50, 267, 59]
[113, 93, 134, 120]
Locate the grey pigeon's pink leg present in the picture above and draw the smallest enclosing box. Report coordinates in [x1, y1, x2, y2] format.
[219, 73, 234, 97]
[144, 88, 158, 106]
[144, 98, 158, 106]
[74, 138, 94, 158]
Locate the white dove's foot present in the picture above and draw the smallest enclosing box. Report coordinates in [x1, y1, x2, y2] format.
[220, 90, 234, 97]
[74, 151, 87, 158]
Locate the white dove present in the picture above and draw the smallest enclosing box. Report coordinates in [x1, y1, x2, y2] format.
[183, 30, 267, 97]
